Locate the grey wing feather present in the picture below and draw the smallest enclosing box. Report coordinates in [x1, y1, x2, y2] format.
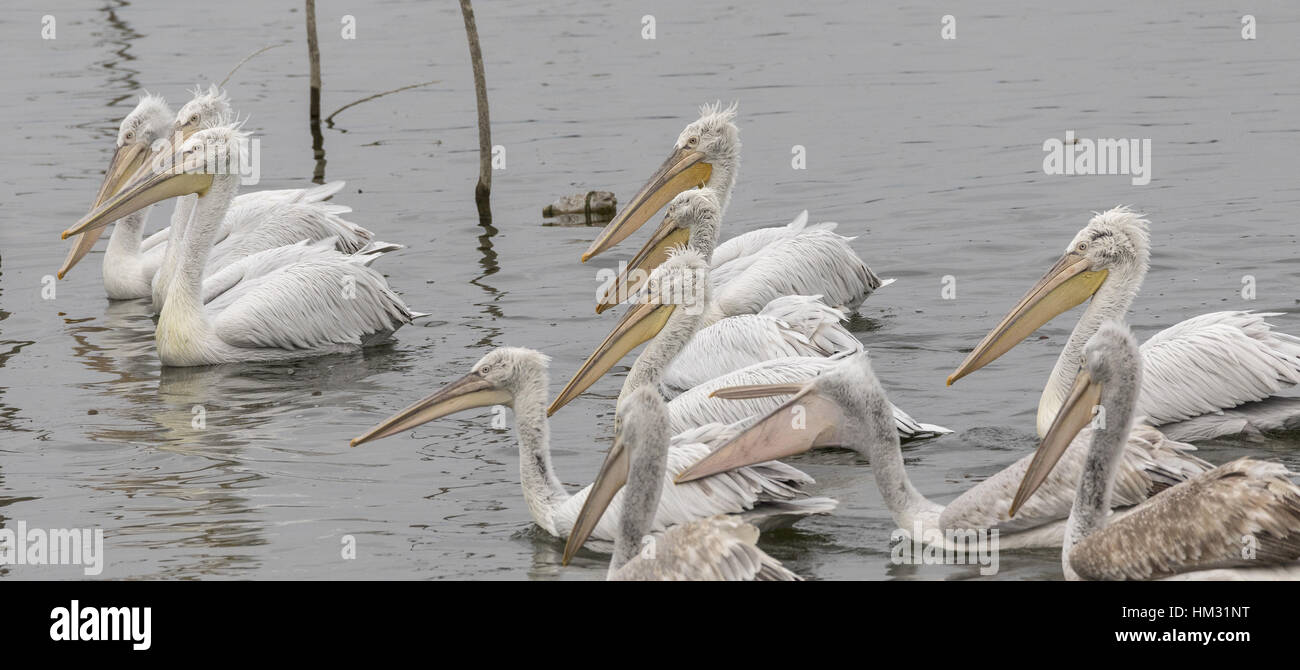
[1139, 311, 1300, 426]
[610, 516, 802, 581]
[553, 435, 834, 543]
[661, 299, 861, 395]
[212, 258, 413, 351]
[712, 230, 885, 315]
[941, 424, 1212, 533]
[207, 201, 373, 273]
[1071, 458, 1300, 581]
[667, 355, 943, 441]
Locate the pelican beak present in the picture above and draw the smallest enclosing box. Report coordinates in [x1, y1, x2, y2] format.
[676, 381, 842, 483]
[57, 142, 154, 278]
[561, 428, 631, 565]
[947, 253, 1109, 385]
[548, 298, 677, 415]
[595, 210, 691, 314]
[1009, 370, 1100, 517]
[62, 144, 213, 239]
[582, 146, 711, 262]
[350, 371, 512, 447]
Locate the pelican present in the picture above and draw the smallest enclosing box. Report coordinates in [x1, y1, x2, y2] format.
[948, 206, 1300, 440]
[562, 386, 801, 580]
[585, 103, 885, 316]
[596, 188, 866, 395]
[1010, 321, 1300, 580]
[63, 123, 417, 366]
[58, 93, 175, 297]
[348, 347, 836, 546]
[58, 89, 368, 303]
[550, 247, 948, 440]
[677, 352, 1212, 550]
[149, 85, 373, 309]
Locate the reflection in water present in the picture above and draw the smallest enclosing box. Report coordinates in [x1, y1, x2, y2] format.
[97, 1, 143, 108]
[469, 216, 504, 347]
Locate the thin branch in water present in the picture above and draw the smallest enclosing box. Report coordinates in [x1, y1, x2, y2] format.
[459, 0, 492, 224]
[219, 42, 289, 88]
[305, 0, 325, 183]
[324, 80, 439, 127]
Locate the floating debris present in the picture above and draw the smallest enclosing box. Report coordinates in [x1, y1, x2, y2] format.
[542, 190, 616, 225]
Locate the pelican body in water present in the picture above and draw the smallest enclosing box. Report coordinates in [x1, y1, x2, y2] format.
[678, 352, 1211, 550]
[349, 347, 835, 546]
[948, 207, 1300, 440]
[550, 247, 947, 441]
[585, 103, 886, 316]
[63, 123, 417, 366]
[1011, 321, 1300, 580]
[563, 386, 801, 580]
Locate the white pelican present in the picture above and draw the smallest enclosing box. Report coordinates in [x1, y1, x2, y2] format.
[596, 188, 865, 395]
[948, 206, 1300, 440]
[63, 124, 417, 366]
[584, 103, 885, 316]
[150, 86, 373, 309]
[58, 90, 368, 303]
[58, 93, 175, 296]
[550, 247, 947, 440]
[562, 386, 801, 580]
[1010, 321, 1300, 580]
[677, 351, 1212, 550]
[348, 347, 836, 546]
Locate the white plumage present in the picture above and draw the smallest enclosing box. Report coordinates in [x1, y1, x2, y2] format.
[66, 124, 418, 367]
[660, 294, 862, 396]
[348, 348, 835, 549]
[610, 515, 802, 581]
[1012, 321, 1300, 580]
[951, 207, 1300, 440]
[676, 353, 1212, 551]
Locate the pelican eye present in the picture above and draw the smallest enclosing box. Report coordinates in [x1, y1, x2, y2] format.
[687, 136, 699, 147]
[1076, 242, 1088, 252]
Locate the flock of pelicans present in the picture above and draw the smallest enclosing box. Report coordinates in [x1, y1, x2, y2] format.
[63, 95, 1300, 580]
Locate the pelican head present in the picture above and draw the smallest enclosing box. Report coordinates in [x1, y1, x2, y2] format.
[549, 247, 710, 415]
[1009, 321, 1142, 516]
[173, 84, 233, 143]
[63, 121, 247, 240]
[349, 347, 548, 447]
[947, 206, 1151, 386]
[58, 93, 173, 278]
[581, 102, 739, 262]
[595, 187, 721, 314]
[676, 352, 887, 483]
[561, 385, 669, 565]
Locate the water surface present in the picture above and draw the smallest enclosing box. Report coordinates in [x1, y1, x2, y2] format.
[1, 0, 1298, 580]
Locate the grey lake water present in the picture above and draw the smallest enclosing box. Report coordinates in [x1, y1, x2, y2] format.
[1, 0, 1298, 580]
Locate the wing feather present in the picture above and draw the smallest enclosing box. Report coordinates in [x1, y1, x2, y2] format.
[1139, 311, 1300, 426]
[1071, 458, 1300, 580]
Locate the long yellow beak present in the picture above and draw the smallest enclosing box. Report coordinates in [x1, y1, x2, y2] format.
[62, 145, 213, 240]
[595, 211, 691, 314]
[947, 253, 1108, 386]
[1009, 370, 1100, 516]
[350, 372, 512, 447]
[675, 381, 840, 483]
[582, 146, 710, 263]
[560, 430, 631, 565]
[57, 142, 154, 278]
[548, 299, 677, 416]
